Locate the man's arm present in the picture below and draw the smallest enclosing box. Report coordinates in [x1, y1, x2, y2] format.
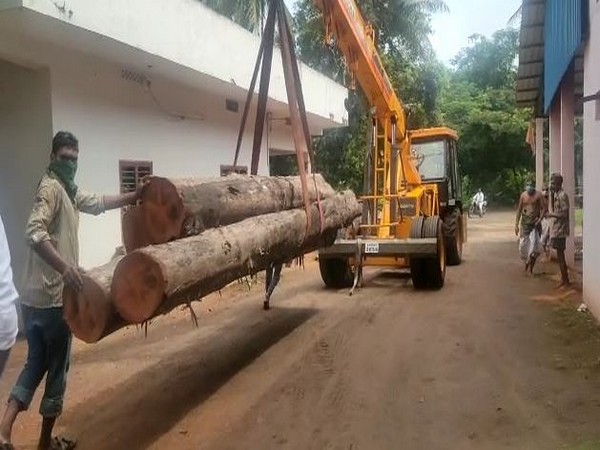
[102, 178, 149, 211]
[103, 191, 139, 211]
[536, 194, 545, 223]
[515, 194, 523, 235]
[78, 179, 148, 214]
[33, 241, 83, 290]
[26, 184, 83, 290]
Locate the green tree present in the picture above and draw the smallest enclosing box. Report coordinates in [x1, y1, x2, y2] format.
[200, 0, 297, 33]
[451, 29, 519, 90]
[440, 28, 533, 205]
[294, 0, 447, 191]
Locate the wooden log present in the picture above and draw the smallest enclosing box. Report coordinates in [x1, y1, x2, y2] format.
[121, 206, 149, 252]
[63, 257, 126, 343]
[139, 174, 336, 246]
[112, 191, 361, 324]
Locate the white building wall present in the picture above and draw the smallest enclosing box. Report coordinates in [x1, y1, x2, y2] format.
[0, 60, 53, 286]
[49, 47, 276, 268]
[14, 0, 347, 125]
[583, 0, 600, 317]
[0, 39, 280, 270]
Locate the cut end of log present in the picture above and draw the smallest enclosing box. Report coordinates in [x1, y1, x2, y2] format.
[63, 275, 115, 344]
[112, 251, 167, 324]
[142, 177, 186, 244]
[122, 206, 150, 252]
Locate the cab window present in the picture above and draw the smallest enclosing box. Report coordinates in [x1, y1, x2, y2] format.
[412, 140, 446, 180]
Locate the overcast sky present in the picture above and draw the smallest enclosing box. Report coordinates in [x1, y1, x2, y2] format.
[284, 0, 522, 64]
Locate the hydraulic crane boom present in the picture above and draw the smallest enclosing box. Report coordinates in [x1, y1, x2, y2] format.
[314, 0, 422, 187]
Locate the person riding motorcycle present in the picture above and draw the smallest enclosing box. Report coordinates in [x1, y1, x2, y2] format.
[472, 189, 486, 216]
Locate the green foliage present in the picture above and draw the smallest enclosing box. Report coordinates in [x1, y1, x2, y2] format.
[441, 28, 533, 205]
[451, 29, 519, 90]
[294, 0, 446, 189]
[269, 154, 299, 176]
[200, 0, 266, 33]
[314, 116, 368, 193]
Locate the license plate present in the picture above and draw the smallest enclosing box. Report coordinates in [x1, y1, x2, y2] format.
[364, 242, 379, 254]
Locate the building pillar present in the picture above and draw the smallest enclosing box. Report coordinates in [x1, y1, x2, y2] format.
[535, 118, 544, 189]
[560, 68, 576, 267]
[549, 96, 562, 181]
[583, 0, 600, 318]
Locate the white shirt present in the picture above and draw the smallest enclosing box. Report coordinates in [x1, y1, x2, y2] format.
[474, 192, 485, 203]
[0, 214, 18, 350]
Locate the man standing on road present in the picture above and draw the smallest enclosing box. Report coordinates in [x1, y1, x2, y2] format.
[0, 215, 19, 379]
[547, 173, 571, 288]
[0, 131, 145, 450]
[515, 181, 545, 274]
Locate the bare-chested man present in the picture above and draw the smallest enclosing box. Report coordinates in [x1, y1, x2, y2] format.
[515, 181, 545, 274]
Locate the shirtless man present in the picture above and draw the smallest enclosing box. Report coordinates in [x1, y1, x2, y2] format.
[515, 181, 545, 274]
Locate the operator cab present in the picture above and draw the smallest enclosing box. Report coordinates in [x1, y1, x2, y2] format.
[410, 127, 461, 211]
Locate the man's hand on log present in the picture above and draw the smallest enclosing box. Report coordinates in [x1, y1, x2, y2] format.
[136, 176, 153, 200]
[62, 265, 84, 291]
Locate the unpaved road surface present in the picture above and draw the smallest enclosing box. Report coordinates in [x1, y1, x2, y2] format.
[3, 212, 600, 450]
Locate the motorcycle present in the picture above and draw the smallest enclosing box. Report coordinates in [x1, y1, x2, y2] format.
[468, 199, 487, 218]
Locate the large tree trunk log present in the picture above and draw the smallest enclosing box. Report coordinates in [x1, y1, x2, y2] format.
[139, 173, 335, 247]
[63, 257, 126, 343]
[112, 191, 361, 324]
[121, 206, 149, 253]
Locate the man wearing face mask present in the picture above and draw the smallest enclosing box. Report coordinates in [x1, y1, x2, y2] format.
[515, 181, 545, 274]
[0, 132, 145, 450]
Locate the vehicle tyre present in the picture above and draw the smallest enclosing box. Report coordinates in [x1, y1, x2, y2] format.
[319, 257, 353, 288]
[410, 216, 446, 290]
[443, 209, 463, 266]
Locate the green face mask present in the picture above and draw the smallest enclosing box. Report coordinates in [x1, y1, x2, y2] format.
[48, 159, 78, 202]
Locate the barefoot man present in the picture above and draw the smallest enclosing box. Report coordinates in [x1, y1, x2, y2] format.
[515, 180, 544, 274]
[547, 172, 571, 288]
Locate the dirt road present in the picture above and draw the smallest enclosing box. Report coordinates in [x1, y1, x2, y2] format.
[3, 212, 600, 450]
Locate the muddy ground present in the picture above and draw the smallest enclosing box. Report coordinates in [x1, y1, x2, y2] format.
[2, 212, 600, 450]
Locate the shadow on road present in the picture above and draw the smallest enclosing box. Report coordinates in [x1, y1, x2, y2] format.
[66, 306, 317, 450]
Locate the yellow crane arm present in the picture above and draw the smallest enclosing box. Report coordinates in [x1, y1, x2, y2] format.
[313, 0, 422, 187]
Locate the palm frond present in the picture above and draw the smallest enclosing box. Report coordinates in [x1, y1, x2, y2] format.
[507, 4, 523, 27]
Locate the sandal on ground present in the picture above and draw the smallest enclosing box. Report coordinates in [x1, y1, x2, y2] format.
[50, 437, 77, 450]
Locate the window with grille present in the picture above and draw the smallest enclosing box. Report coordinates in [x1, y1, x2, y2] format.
[220, 164, 248, 176]
[119, 160, 153, 194]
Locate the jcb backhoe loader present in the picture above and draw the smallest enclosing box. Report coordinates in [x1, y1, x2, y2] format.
[314, 0, 465, 291]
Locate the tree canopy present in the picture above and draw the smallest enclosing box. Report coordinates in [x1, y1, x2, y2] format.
[440, 28, 533, 204]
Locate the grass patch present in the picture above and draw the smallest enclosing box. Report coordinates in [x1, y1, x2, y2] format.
[548, 306, 600, 376]
[575, 208, 583, 229]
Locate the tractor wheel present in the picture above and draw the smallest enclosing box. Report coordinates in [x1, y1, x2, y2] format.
[319, 257, 353, 289]
[410, 216, 446, 290]
[443, 209, 463, 266]
[409, 217, 428, 289]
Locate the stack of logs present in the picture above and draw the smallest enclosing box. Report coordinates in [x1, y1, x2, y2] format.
[63, 174, 361, 343]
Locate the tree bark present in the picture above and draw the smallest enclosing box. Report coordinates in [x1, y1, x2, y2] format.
[112, 191, 361, 324]
[63, 257, 126, 343]
[138, 173, 335, 247]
